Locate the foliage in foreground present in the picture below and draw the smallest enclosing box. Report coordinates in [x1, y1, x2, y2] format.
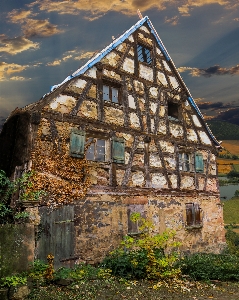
[178, 253, 239, 281]
[102, 213, 181, 280]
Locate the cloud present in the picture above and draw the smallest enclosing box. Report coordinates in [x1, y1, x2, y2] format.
[74, 51, 95, 60]
[0, 62, 29, 81]
[47, 60, 62, 66]
[213, 108, 239, 126]
[10, 76, 31, 81]
[22, 19, 63, 38]
[0, 35, 39, 55]
[164, 16, 179, 25]
[30, 0, 236, 18]
[46, 50, 95, 67]
[197, 101, 230, 110]
[7, 9, 34, 23]
[178, 65, 239, 77]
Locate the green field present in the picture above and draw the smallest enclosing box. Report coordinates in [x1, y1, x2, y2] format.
[222, 197, 239, 224]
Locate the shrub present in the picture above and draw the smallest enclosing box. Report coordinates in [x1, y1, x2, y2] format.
[0, 275, 27, 288]
[178, 253, 239, 281]
[102, 213, 181, 280]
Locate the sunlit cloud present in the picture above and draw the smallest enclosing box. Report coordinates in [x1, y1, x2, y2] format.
[29, 0, 236, 19]
[10, 76, 31, 81]
[22, 19, 64, 38]
[0, 35, 39, 55]
[74, 51, 95, 60]
[47, 60, 61, 66]
[0, 62, 29, 81]
[178, 65, 239, 77]
[7, 9, 34, 23]
[164, 16, 179, 25]
[62, 55, 72, 61]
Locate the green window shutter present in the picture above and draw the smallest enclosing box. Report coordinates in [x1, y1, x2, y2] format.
[195, 153, 204, 173]
[70, 129, 85, 158]
[112, 137, 125, 164]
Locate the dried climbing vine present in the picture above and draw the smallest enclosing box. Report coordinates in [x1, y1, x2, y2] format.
[22, 122, 91, 206]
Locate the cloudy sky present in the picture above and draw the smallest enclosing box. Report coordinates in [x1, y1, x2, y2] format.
[0, 0, 239, 127]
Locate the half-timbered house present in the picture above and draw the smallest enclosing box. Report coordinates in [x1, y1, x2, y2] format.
[0, 16, 225, 266]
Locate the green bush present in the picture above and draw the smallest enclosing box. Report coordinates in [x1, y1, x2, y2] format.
[102, 213, 181, 280]
[178, 253, 239, 281]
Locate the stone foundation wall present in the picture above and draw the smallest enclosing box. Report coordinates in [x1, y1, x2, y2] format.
[73, 189, 226, 263]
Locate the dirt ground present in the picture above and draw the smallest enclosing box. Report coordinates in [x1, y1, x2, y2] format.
[26, 279, 239, 300]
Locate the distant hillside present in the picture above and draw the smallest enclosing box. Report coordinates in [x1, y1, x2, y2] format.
[207, 120, 239, 140]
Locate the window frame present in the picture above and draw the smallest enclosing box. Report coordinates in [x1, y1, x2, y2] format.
[137, 43, 152, 65]
[185, 203, 203, 228]
[86, 137, 108, 162]
[168, 101, 181, 121]
[102, 83, 121, 104]
[179, 152, 194, 172]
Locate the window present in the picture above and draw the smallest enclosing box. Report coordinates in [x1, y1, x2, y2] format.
[168, 102, 180, 121]
[86, 138, 106, 162]
[137, 44, 152, 64]
[103, 85, 119, 103]
[179, 153, 191, 172]
[185, 203, 202, 227]
[127, 206, 146, 235]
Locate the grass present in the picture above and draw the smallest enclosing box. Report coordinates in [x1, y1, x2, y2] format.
[222, 197, 239, 225]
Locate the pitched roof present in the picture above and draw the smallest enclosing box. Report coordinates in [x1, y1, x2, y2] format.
[46, 16, 220, 147]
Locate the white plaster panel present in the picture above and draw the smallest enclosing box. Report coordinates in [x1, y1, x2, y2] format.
[162, 60, 171, 72]
[50, 95, 76, 113]
[158, 121, 167, 134]
[128, 94, 136, 109]
[159, 141, 174, 153]
[156, 47, 162, 55]
[128, 35, 134, 42]
[74, 79, 87, 89]
[130, 112, 141, 129]
[192, 115, 202, 127]
[125, 152, 130, 165]
[150, 102, 157, 114]
[199, 131, 212, 145]
[149, 154, 162, 168]
[164, 156, 176, 169]
[134, 80, 144, 94]
[187, 129, 198, 142]
[157, 72, 168, 86]
[151, 173, 168, 189]
[180, 176, 195, 189]
[169, 124, 184, 138]
[132, 171, 144, 186]
[138, 33, 153, 45]
[169, 174, 178, 189]
[85, 67, 97, 78]
[140, 25, 150, 33]
[159, 106, 165, 117]
[102, 69, 121, 80]
[122, 57, 134, 73]
[139, 64, 153, 82]
[149, 87, 158, 98]
[103, 52, 120, 67]
[169, 76, 179, 89]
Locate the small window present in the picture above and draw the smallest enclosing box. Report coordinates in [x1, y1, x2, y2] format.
[168, 102, 180, 121]
[127, 206, 146, 235]
[86, 138, 106, 162]
[137, 44, 152, 64]
[179, 153, 192, 172]
[185, 203, 202, 227]
[103, 85, 119, 103]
